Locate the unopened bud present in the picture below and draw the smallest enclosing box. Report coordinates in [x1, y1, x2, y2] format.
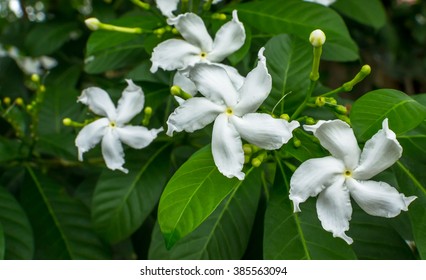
[335, 105, 347, 115]
[63, 118, 72, 126]
[3, 97, 11, 105]
[315, 97, 326, 107]
[251, 158, 262, 168]
[31, 74, 40, 83]
[305, 117, 316, 125]
[309, 29, 326, 47]
[15, 98, 24, 106]
[243, 144, 252, 155]
[280, 114, 290, 121]
[142, 106, 153, 126]
[361, 64, 371, 76]
[85, 18, 101, 31]
[293, 137, 301, 148]
[212, 13, 227, 21]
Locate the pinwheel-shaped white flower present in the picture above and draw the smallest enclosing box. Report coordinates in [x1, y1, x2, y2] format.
[75, 80, 163, 173]
[167, 48, 299, 180]
[150, 10, 245, 73]
[289, 119, 416, 244]
[156, 0, 224, 18]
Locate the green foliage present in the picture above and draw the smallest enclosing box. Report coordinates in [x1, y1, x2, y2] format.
[0, 0, 424, 261]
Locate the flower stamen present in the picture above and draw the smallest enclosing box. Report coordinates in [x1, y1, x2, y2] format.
[200, 52, 207, 59]
[344, 169, 352, 178]
[109, 121, 117, 128]
[225, 107, 233, 115]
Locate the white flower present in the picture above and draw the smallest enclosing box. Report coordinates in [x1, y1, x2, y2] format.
[172, 64, 244, 104]
[304, 0, 336, 6]
[166, 48, 300, 180]
[150, 10, 245, 73]
[289, 119, 417, 244]
[155, 0, 224, 17]
[75, 80, 163, 173]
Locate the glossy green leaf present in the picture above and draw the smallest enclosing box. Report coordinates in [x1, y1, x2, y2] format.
[263, 34, 312, 115]
[158, 145, 243, 249]
[0, 137, 26, 163]
[394, 160, 426, 259]
[84, 14, 159, 74]
[21, 168, 110, 259]
[92, 143, 172, 243]
[397, 121, 426, 164]
[126, 60, 171, 85]
[0, 186, 33, 260]
[0, 223, 4, 260]
[351, 89, 426, 142]
[263, 161, 356, 259]
[37, 86, 80, 136]
[233, 0, 359, 61]
[333, 0, 386, 30]
[149, 168, 261, 259]
[25, 22, 78, 56]
[349, 209, 415, 259]
[281, 129, 328, 163]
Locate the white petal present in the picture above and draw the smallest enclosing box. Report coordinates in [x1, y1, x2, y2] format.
[117, 126, 163, 149]
[166, 97, 224, 136]
[167, 13, 213, 52]
[234, 48, 272, 115]
[353, 119, 403, 180]
[230, 113, 299, 149]
[115, 80, 145, 124]
[304, 0, 336, 6]
[212, 114, 245, 180]
[78, 87, 117, 119]
[289, 156, 345, 212]
[75, 118, 109, 161]
[101, 128, 128, 173]
[347, 178, 416, 218]
[208, 10, 246, 62]
[150, 39, 202, 72]
[213, 63, 245, 90]
[304, 120, 361, 170]
[173, 71, 198, 96]
[189, 63, 238, 107]
[156, 0, 179, 17]
[317, 177, 353, 245]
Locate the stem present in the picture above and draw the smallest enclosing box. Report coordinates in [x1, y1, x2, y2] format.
[291, 80, 317, 120]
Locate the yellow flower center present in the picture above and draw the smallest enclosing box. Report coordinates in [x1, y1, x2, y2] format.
[109, 121, 116, 128]
[344, 170, 352, 178]
[200, 52, 207, 59]
[225, 107, 233, 115]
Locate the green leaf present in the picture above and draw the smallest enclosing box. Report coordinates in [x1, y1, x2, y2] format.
[263, 161, 356, 259]
[397, 121, 426, 164]
[92, 143, 172, 243]
[37, 86, 80, 136]
[281, 129, 328, 163]
[149, 168, 261, 259]
[0, 223, 4, 260]
[126, 60, 171, 85]
[233, 0, 359, 61]
[332, 0, 386, 30]
[21, 168, 111, 259]
[0, 186, 34, 260]
[0, 137, 26, 163]
[263, 34, 312, 115]
[158, 145, 243, 249]
[394, 161, 426, 259]
[351, 89, 426, 142]
[84, 14, 159, 74]
[349, 204, 416, 260]
[25, 22, 78, 56]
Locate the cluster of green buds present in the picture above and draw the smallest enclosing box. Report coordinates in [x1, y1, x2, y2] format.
[243, 144, 267, 168]
[153, 26, 179, 38]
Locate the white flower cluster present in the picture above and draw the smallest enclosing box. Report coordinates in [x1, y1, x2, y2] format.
[75, 0, 416, 243]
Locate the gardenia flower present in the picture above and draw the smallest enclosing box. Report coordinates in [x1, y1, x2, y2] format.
[289, 119, 416, 244]
[156, 0, 223, 17]
[150, 10, 245, 73]
[75, 80, 163, 173]
[166, 48, 299, 180]
[304, 0, 336, 6]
